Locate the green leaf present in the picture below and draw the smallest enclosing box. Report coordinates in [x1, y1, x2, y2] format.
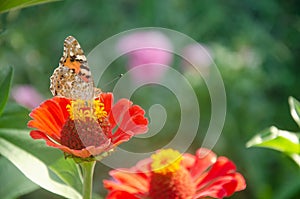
[0, 157, 39, 199]
[92, 194, 104, 199]
[0, 0, 61, 14]
[246, 126, 300, 154]
[49, 156, 83, 192]
[246, 126, 300, 166]
[289, 96, 300, 128]
[275, 175, 300, 199]
[0, 66, 13, 117]
[0, 129, 82, 198]
[0, 102, 30, 129]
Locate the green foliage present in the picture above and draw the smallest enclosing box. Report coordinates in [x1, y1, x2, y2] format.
[0, 157, 38, 199]
[289, 97, 300, 128]
[247, 97, 300, 167]
[0, 66, 13, 116]
[247, 126, 300, 166]
[0, 0, 60, 14]
[0, 102, 30, 129]
[0, 129, 82, 199]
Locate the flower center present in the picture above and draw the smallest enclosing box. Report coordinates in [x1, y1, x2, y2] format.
[60, 99, 109, 150]
[151, 149, 182, 174]
[66, 99, 107, 121]
[149, 149, 196, 199]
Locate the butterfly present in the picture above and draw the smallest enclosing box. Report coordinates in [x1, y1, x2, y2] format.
[50, 36, 101, 100]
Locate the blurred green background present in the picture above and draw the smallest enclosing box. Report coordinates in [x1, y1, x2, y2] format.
[0, 0, 300, 198]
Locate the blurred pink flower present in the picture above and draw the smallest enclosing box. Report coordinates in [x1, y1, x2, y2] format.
[117, 31, 173, 83]
[11, 85, 44, 109]
[182, 44, 212, 77]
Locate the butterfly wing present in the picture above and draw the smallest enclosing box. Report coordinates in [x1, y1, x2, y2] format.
[60, 36, 92, 83]
[50, 36, 101, 100]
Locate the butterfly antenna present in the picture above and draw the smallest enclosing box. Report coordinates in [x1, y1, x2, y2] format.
[101, 74, 123, 89]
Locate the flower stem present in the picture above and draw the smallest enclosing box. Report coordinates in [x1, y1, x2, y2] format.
[80, 160, 96, 199]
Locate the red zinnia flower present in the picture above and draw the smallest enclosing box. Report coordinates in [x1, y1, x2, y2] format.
[103, 148, 246, 199]
[28, 92, 148, 159]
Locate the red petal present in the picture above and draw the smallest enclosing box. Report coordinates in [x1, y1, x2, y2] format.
[104, 158, 152, 191]
[109, 98, 133, 129]
[28, 97, 70, 142]
[103, 161, 151, 199]
[114, 107, 148, 135]
[196, 156, 237, 189]
[108, 99, 148, 144]
[193, 156, 246, 198]
[190, 148, 217, 179]
[229, 173, 246, 191]
[99, 92, 113, 114]
[106, 190, 139, 199]
[181, 153, 196, 170]
[129, 105, 146, 117]
[195, 174, 245, 198]
[30, 130, 51, 140]
[51, 97, 70, 121]
[106, 170, 149, 193]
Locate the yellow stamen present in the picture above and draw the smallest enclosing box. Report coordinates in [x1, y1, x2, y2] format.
[151, 149, 182, 175]
[66, 99, 107, 121]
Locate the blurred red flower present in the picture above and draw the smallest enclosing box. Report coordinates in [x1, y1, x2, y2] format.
[28, 92, 148, 159]
[103, 148, 246, 199]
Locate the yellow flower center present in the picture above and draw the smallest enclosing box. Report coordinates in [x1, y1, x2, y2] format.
[61, 99, 110, 152]
[151, 149, 182, 174]
[149, 149, 196, 198]
[66, 99, 107, 121]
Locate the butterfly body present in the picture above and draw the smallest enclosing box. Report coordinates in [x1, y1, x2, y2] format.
[50, 36, 101, 100]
